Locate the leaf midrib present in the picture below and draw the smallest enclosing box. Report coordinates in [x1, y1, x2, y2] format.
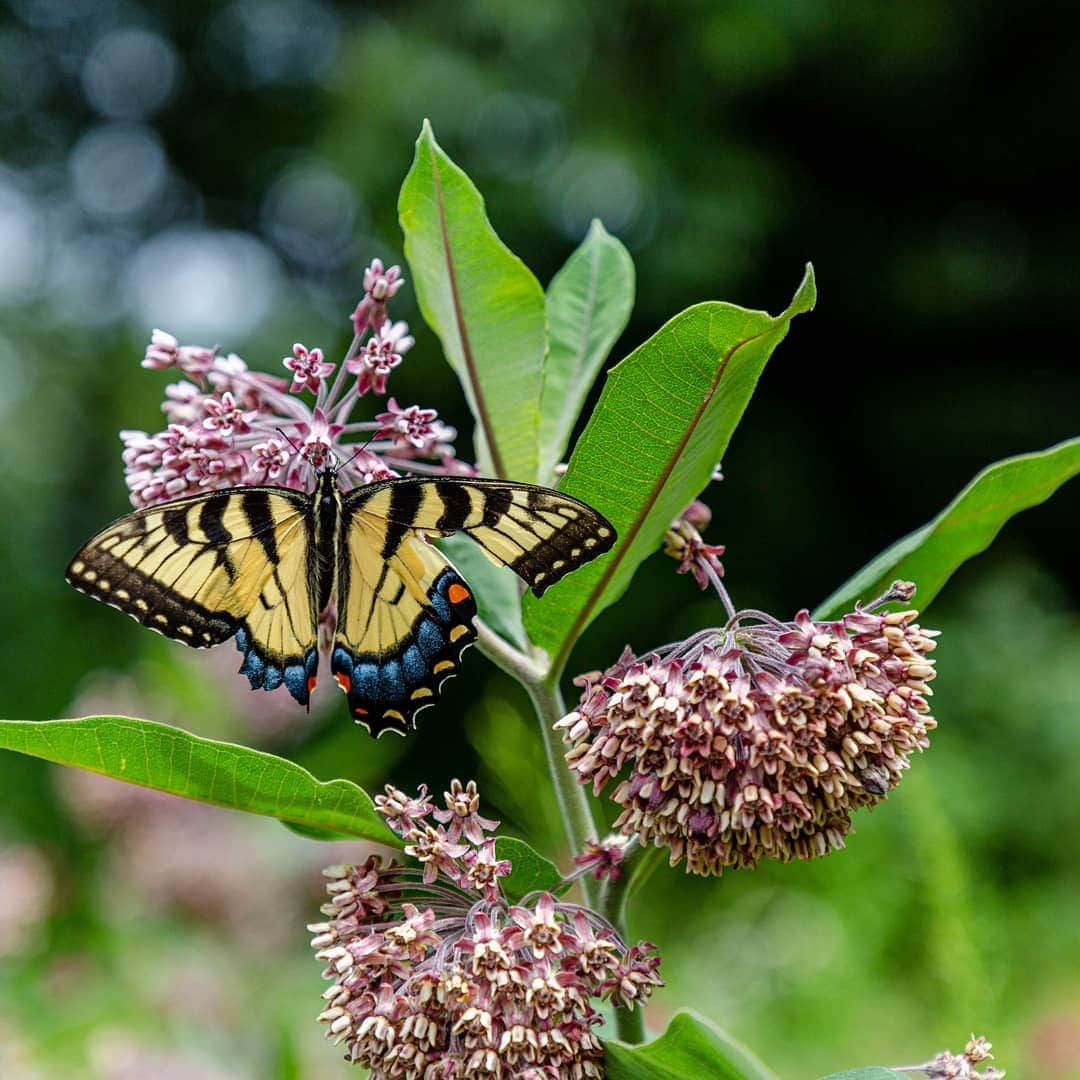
[430, 147, 508, 480]
[557, 241, 602, 444]
[551, 313, 780, 675]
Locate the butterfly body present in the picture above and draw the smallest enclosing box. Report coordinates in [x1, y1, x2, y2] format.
[67, 470, 614, 736]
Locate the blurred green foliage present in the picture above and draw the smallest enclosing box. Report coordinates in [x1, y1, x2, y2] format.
[1, 0, 1078, 1077]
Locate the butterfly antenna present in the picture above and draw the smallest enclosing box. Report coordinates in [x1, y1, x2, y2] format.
[338, 428, 382, 472]
[276, 427, 305, 456]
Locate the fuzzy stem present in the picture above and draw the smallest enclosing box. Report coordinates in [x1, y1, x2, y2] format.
[474, 623, 604, 906]
[526, 677, 603, 909]
[614, 997, 646, 1044]
[602, 843, 665, 1045]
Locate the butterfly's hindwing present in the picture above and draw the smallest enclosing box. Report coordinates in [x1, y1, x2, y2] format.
[332, 506, 478, 736]
[349, 477, 616, 596]
[66, 487, 321, 706]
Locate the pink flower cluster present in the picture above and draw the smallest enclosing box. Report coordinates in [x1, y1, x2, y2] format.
[558, 582, 938, 875]
[123, 259, 468, 508]
[309, 780, 661, 1077]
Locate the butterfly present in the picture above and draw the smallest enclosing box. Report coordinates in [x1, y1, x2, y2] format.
[66, 469, 615, 735]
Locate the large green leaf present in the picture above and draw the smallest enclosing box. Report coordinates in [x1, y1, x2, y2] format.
[0, 716, 400, 847]
[605, 1010, 778, 1080]
[494, 836, 564, 903]
[398, 120, 547, 482]
[815, 436, 1080, 619]
[524, 265, 816, 671]
[540, 219, 635, 483]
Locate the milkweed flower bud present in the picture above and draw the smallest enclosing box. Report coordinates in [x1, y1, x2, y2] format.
[310, 780, 661, 1076]
[558, 582, 938, 875]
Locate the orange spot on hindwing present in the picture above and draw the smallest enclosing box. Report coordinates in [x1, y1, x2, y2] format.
[448, 583, 471, 604]
[307, 676, 318, 694]
[335, 672, 351, 693]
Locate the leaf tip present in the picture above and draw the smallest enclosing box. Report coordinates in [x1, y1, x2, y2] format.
[787, 261, 817, 317]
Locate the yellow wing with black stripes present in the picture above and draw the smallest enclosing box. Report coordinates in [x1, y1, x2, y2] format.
[66, 487, 322, 705]
[331, 477, 616, 735]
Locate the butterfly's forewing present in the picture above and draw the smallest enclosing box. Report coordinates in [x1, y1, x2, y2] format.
[353, 477, 616, 595]
[332, 477, 615, 735]
[66, 487, 321, 705]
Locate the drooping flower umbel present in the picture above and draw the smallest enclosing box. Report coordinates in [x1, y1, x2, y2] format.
[559, 512, 939, 876]
[124, 259, 468, 509]
[309, 780, 661, 1077]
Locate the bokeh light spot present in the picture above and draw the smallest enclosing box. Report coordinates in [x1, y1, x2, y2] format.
[261, 158, 359, 269]
[126, 227, 283, 341]
[82, 28, 179, 120]
[70, 124, 169, 220]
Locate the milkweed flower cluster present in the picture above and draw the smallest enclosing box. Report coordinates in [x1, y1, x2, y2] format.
[123, 258, 469, 509]
[309, 780, 661, 1077]
[557, 581, 938, 876]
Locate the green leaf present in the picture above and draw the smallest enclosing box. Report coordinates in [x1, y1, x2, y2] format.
[606, 1010, 778, 1080]
[494, 836, 563, 902]
[399, 120, 547, 482]
[524, 265, 816, 671]
[540, 219, 635, 483]
[0, 716, 401, 847]
[817, 1070, 905, 1079]
[814, 436, 1080, 620]
[438, 533, 527, 649]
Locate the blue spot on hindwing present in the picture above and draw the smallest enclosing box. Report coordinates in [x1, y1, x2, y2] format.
[402, 645, 426, 687]
[416, 618, 443, 660]
[284, 663, 307, 701]
[354, 661, 378, 701]
[241, 647, 265, 688]
[430, 575, 453, 623]
[263, 664, 283, 692]
[378, 659, 405, 703]
[331, 646, 353, 676]
[235, 627, 248, 651]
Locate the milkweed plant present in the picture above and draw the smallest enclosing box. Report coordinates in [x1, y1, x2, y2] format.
[6, 120, 1080, 1079]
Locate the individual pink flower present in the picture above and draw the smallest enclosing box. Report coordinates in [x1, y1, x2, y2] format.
[375, 398, 440, 451]
[351, 258, 405, 334]
[247, 438, 289, 482]
[664, 505, 726, 591]
[141, 328, 217, 379]
[432, 778, 499, 845]
[297, 408, 344, 471]
[283, 342, 335, 395]
[346, 321, 414, 396]
[202, 391, 255, 438]
[572, 834, 633, 882]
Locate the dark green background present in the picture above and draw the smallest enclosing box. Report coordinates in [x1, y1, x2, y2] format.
[1, 1, 1077, 1077]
